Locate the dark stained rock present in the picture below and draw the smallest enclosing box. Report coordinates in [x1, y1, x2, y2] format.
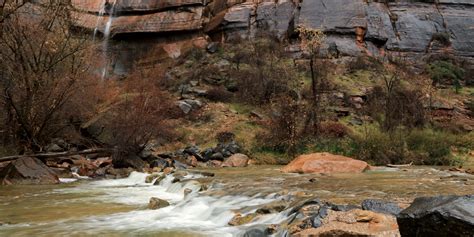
[397, 195, 474, 237]
[112, 155, 147, 171]
[0, 157, 60, 185]
[361, 199, 403, 215]
[256, 1, 296, 40]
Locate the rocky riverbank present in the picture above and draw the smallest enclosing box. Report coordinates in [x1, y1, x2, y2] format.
[0, 165, 473, 236]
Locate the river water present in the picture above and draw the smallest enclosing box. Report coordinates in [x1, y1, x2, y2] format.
[0, 166, 473, 236]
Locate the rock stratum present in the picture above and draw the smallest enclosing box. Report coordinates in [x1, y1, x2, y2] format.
[67, 0, 474, 70]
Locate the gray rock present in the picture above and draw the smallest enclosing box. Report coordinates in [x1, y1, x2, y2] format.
[439, 5, 474, 57]
[183, 99, 203, 109]
[397, 195, 474, 236]
[206, 42, 219, 53]
[361, 199, 402, 215]
[386, 4, 445, 52]
[243, 228, 267, 237]
[256, 1, 296, 40]
[299, 0, 367, 34]
[210, 152, 224, 161]
[178, 101, 193, 114]
[366, 2, 397, 44]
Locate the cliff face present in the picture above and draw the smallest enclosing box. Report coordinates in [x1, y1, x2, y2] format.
[71, 0, 474, 71]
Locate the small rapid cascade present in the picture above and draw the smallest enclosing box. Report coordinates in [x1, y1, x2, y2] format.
[2, 172, 292, 236]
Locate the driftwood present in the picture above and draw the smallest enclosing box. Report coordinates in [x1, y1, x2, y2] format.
[0, 148, 114, 163]
[386, 162, 413, 168]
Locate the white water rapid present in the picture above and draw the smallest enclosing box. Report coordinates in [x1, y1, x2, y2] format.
[1, 172, 291, 237]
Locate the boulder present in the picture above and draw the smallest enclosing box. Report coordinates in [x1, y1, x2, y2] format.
[0, 157, 60, 185]
[112, 154, 147, 171]
[221, 153, 249, 167]
[148, 197, 170, 210]
[281, 153, 369, 174]
[361, 199, 403, 216]
[397, 195, 474, 236]
[294, 209, 399, 237]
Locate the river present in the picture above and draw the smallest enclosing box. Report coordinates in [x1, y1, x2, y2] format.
[0, 166, 473, 236]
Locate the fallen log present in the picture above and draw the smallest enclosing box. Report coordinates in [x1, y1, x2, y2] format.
[0, 148, 114, 163]
[386, 162, 413, 168]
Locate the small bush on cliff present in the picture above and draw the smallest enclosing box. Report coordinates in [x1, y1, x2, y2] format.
[431, 32, 451, 47]
[427, 60, 464, 93]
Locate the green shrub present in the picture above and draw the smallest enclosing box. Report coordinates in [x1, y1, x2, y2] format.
[350, 126, 462, 166]
[431, 32, 451, 46]
[427, 60, 464, 93]
[405, 129, 453, 165]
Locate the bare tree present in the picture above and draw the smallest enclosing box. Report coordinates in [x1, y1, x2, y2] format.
[296, 25, 327, 135]
[0, 1, 89, 152]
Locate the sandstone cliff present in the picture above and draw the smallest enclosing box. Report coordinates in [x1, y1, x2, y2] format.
[70, 0, 474, 71]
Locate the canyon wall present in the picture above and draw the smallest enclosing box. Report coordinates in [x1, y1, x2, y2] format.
[70, 0, 474, 72]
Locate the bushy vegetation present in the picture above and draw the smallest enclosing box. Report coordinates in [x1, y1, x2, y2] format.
[427, 60, 465, 93]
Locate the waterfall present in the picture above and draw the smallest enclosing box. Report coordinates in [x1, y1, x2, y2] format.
[101, 0, 118, 79]
[92, 0, 106, 41]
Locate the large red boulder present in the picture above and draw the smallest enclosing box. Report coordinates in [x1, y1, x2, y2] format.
[282, 153, 369, 174]
[0, 157, 60, 185]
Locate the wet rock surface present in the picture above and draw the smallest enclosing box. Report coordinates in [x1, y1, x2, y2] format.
[361, 199, 403, 216]
[397, 195, 474, 236]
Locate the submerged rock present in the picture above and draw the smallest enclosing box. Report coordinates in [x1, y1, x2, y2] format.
[0, 157, 59, 185]
[229, 213, 260, 226]
[148, 197, 170, 210]
[361, 199, 403, 216]
[145, 173, 164, 184]
[397, 195, 474, 237]
[282, 153, 369, 174]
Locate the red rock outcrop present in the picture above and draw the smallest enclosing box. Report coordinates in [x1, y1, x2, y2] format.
[281, 153, 369, 174]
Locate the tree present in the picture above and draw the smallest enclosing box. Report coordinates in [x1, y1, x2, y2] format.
[366, 65, 425, 132]
[0, 1, 89, 152]
[296, 25, 327, 135]
[0, 0, 27, 24]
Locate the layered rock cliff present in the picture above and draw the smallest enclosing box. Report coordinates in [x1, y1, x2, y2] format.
[70, 0, 474, 72]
